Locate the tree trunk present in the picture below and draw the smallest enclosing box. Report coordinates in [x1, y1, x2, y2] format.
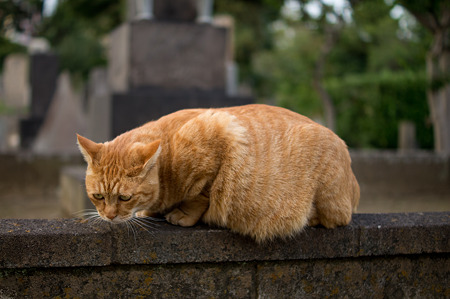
[313, 26, 339, 132]
[398, 1, 450, 154]
[313, 77, 336, 132]
[427, 29, 450, 154]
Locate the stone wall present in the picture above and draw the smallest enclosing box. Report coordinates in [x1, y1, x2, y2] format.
[0, 154, 82, 196]
[351, 150, 450, 196]
[0, 213, 448, 298]
[58, 151, 450, 216]
[0, 154, 82, 219]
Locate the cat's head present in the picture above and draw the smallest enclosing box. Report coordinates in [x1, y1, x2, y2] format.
[77, 134, 161, 223]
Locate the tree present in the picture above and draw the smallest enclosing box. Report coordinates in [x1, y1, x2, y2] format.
[38, 0, 124, 78]
[303, 1, 345, 132]
[252, 0, 432, 149]
[214, 0, 284, 86]
[0, 0, 42, 70]
[397, 1, 450, 154]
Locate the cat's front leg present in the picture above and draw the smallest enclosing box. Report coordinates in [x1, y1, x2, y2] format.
[165, 194, 209, 227]
[135, 210, 154, 218]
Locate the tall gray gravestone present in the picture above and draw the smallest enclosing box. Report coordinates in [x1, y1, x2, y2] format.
[19, 53, 59, 149]
[105, 0, 253, 138]
[0, 54, 29, 151]
[2, 54, 30, 110]
[32, 72, 86, 154]
[86, 68, 110, 143]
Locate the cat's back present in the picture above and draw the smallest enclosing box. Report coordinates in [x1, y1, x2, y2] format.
[196, 104, 358, 241]
[220, 104, 315, 128]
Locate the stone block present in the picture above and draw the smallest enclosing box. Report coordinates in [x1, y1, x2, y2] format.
[0, 115, 20, 151]
[60, 166, 92, 217]
[153, 0, 197, 22]
[29, 53, 59, 118]
[354, 212, 450, 256]
[19, 117, 43, 149]
[127, 0, 197, 22]
[351, 151, 450, 196]
[16, 53, 59, 149]
[86, 68, 111, 142]
[104, 213, 449, 266]
[0, 219, 112, 268]
[0, 263, 256, 298]
[32, 72, 86, 154]
[257, 256, 449, 298]
[2, 54, 29, 109]
[108, 21, 229, 92]
[111, 87, 253, 137]
[0, 154, 82, 196]
[0, 213, 448, 298]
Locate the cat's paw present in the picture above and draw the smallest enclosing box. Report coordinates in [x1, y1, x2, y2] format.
[135, 210, 153, 218]
[165, 208, 198, 227]
[308, 216, 320, 227]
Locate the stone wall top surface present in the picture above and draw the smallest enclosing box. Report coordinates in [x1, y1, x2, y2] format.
[0, 213, 448, 269]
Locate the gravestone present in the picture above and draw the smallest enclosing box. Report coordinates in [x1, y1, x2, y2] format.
[0, 116, 20, 151]
[127, 0, 198, 22]
[112, 87, 253, 136]
[32, 72, 86, 154]
[2, 54, 30, 110]
[398, 121, 417, 152]
[108, 21, 228, 92]
[19, 53, 59, 148]
[104, 0, 253, 138]
[86, 68, 110, 143]
[29, 53, 59, 119]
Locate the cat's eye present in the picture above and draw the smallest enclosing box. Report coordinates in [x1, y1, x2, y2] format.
[93, 194, 104, 200]
[119, 195, 132, 201]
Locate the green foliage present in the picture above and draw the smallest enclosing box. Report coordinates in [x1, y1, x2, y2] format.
[0, 1, 42, 70]
[327, 71, 433, 149]
[0, 0, 43, 33]
[252, 25, 323, 116]
[0, 37, 26, 72]
[55, 30, 107, 79]
[215, 0, 283, 84]
[38, 0, 124, 79]
[251, 0, 433, 149]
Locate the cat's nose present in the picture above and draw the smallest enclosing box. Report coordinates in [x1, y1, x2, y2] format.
[105, 213, 117, 220]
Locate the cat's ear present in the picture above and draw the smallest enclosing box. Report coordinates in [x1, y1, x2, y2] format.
[138, 139, 161, 176]
[77, 134, 103, 164]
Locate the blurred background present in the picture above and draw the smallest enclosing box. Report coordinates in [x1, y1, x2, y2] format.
[0, 0, 449, 219]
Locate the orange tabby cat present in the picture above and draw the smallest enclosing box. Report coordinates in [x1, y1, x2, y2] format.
[77, 104, 359, 242]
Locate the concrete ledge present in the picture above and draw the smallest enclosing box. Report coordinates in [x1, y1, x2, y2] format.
[1, 213, 449, 298]
[1, 213, 448, 268]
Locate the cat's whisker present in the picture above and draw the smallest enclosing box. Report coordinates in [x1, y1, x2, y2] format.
[75, 208, 97, 213]
[123, 219, 137, 243]
[85, 215, 101, 222]
[77, 213, 100, 219]
[134, 218, 160, 230]
[73, 209, 99, 219]
[79, 213, 104, 226]
[129, 218, 150, 233]
[143, 216, 166, 222]
[134, 216, 161, 229]
[131, 217, 158, 234]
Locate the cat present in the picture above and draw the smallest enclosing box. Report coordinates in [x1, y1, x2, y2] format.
[77, 104, 359, 242]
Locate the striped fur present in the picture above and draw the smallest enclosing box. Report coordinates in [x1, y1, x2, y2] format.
[77, 104, 359, 242]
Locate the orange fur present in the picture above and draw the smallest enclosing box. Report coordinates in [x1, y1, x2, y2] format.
[77, 104, 360, 242]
